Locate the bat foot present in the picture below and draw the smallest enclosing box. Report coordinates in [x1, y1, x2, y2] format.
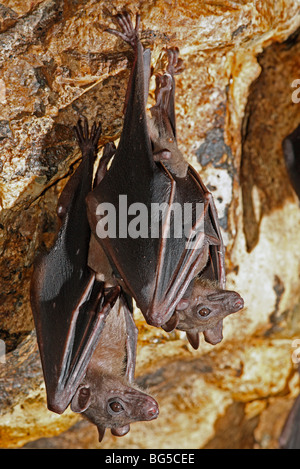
[74, 116, 102, 158]
[153, 73, 173, 109]
[166, 47, 184, 76]
[106, 10, 140, 49]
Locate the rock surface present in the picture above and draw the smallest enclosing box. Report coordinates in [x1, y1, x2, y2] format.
[0, 0, 300, 449]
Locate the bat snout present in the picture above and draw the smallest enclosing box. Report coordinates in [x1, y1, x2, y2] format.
[143, 397, 159, 421]
[145, 403, 159, 420]
[129, 389, 159, 421]
[229, 293, 244, 312]
[207, 290, 244, 314]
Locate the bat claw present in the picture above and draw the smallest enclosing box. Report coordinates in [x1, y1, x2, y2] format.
[166, 47, 184, 76]
[102, 285, 121, 312]
[106, 10, 140, 48]
[74, 117, 102, 157]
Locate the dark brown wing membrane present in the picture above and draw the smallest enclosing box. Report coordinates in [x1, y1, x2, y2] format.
[87, 13, 225, 327]
[188, 165, 226, 289]
[31, 120, 120, 413]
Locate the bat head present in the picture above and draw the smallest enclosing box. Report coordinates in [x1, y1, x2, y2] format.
[70, 372, 159, 442]
[162, 277, 244, 348]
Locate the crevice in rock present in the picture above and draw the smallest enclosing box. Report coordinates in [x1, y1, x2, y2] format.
[241, 32, 300, 252]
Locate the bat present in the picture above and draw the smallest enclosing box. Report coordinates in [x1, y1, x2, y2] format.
[282, 124, 300, 200]
[279, 393, 300, 449]
[148, 49, 188, 178]
[279, 366, 300, 449]
[30, 118, 158, 440]
[86, 11, 244, 346]
[70, 292, 159, 442]
[162, 277, 244, 349]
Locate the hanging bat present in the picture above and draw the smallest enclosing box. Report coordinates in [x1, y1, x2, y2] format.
[279, 366, 300, 449]
[162, 277, 243, 349]
[30, 119, 158, 440]
[70, 291, 159, 442]
[86, 11, 244, 346]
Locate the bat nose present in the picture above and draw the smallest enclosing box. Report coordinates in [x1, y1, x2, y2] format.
[231, 295, 244, 312]
[144, 398, 159, 420]
[146, 404, 159, 420]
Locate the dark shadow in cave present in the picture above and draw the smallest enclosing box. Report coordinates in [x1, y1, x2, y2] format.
[241, 28, 300, 253]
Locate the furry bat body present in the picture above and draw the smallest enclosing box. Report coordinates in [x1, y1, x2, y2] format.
[31, 120, 158, 440]
[86, 11, 244, 346]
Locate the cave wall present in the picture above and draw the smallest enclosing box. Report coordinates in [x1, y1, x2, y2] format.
[0, 0, 300, 449]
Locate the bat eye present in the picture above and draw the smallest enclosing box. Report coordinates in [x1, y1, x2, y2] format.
[108, 400, 124, 414]
[197, 307, 211, 317]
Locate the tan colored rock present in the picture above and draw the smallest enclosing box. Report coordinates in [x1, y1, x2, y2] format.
[0, 0, 300, 449]
[0, 332, 79, 447]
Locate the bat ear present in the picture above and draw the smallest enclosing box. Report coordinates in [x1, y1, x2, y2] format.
[97, 425, 106, 442]
[176, 298, 190, 311]
[70, 386, 91, 413]
[186, 331, 200, 349]
[203, 320, 223, 345]
[111, 424, 130, 437]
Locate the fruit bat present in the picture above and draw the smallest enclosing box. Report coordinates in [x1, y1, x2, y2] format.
[86, 11, 244, 346]
[30, 119, 158, 440]
[279, 366, 300, 449]
[162, 277, 244, 349]
[71, 292, 159, 442]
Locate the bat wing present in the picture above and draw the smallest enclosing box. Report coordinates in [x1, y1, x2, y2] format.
[144, 164, 223, 326]
[31, 125, 119, 413]
[89, 159, 222, 327]
[31, 260, 118, 413]
[121, 293, 138, 383]
[188, 165, 226, 289]
[87, 34, 223, 326]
